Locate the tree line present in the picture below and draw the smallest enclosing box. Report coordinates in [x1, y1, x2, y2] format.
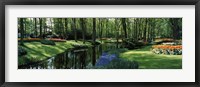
[18, 18, 182, 44]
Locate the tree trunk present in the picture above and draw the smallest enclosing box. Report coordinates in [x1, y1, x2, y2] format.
[20, 18, 24, 45]
[80, 18, 85, 44]
[147, 19, 151, 42]
[100, 19, 103, 42]
[24, 19, 26, 38]
[106, 19, 108, 38]
[143, 18, 147, 42]
[34, 18, 37, 37]
[169, 18, 181, 40]
[39, 18, 43, 39]
[64, 18, 68, 39]
[134, 19, 138, 40]
[72, 18, 77, 42]
[121, 18, 127, 38]
[92, 18, 96, 45]
[115, 18, 119, 48]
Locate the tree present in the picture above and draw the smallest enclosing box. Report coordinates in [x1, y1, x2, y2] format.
[80, 18, 86, 44]
[64, 18, 68, 39]
[34, 18, 37, 37]
[115, 18, 120, 48]
[169, 18, 182, 40]
[92, 18, 96, 44]
[39, 18, 43, 38]
[72, 18, 77, 42]
[99, 18, 103, 42]
[20, 18, 24, 45]
[121, 18, 127, 38]
[143, 18, 147, 42]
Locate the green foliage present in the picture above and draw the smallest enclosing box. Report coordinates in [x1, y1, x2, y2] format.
[87, 40, 101, 45]
[18, 46, 27, 56]
[18, 41, 92, 66]
[41, 39, 56, 45]
[18, 17, 182, 69]
[67, 29, 92, 40]
[122, 38, 145, 49]
[120, 45, 182, 69]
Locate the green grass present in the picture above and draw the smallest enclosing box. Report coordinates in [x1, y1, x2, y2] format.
[18, 40, 92, 66]
[120, 45, 182, 69]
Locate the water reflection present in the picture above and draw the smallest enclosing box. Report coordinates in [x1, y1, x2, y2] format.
[18, 43, 121, 69]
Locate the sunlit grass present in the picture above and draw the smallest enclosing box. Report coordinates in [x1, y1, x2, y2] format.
[120, 45, 182, 69]
[18, 40, 92, 66]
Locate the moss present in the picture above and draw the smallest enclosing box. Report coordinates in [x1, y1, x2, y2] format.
[120, 45, 182, 69]
[18, 40, 92, 66]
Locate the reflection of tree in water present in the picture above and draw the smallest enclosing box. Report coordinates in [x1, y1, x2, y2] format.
[19, 43, 121, 69]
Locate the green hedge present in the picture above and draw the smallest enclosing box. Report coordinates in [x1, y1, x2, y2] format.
[18, 46, 27, 56]
[41, 39, 56, 45]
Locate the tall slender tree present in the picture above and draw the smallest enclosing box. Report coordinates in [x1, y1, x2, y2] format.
[39, 18, 43, 38]
[80, 18, 86, 44]
[115, 18, 119, 48]
[121, 18, 127, 38]
[92, 18, 96, 44]
[64, 18, 68, 39]
[34, 18, 37, 37]
[20, 18, 24, 45]
[143, 18, 148, 42]
[169, 18, 182, 40]
[72, 18, 77, 42]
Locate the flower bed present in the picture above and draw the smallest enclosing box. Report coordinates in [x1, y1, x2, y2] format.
[18, 38, 66, 42]
[47, 38, 66, 42]
[152, 45, 182, 55]
[18, 38, 41, 41]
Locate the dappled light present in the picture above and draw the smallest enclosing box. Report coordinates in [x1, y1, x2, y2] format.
[18, 18, 182, 69]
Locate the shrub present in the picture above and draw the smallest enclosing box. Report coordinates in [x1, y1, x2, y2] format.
[122, 38, 145, 49]
[87, 40, 101, 45]
[154, 38, 174, 44]
[18, 46, 27, 56]
[41, 39, 56, 45]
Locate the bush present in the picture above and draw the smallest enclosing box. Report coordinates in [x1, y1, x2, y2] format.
[87, 40, 101, 45]
[41, 39, 56, 45]
[18, 38, 41, 42]
[154, 38, 174, 44]
[18, 46, 27, 56]
[122, 38, 145, 49]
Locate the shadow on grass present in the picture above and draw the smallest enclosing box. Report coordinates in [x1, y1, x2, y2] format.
[120, 45, 182, 69]
[19, 42, 70, 66]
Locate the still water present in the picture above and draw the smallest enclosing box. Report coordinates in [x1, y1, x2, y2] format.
[18, 43, 121, 69]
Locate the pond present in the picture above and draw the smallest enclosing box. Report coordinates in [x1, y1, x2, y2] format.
[18, 43, 122, 69]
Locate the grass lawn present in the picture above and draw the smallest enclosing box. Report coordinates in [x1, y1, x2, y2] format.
[120, 45, 182, 69]
[18, 40, 92, 66]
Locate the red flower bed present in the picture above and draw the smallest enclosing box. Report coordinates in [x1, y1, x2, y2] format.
[18, 38, 41, 41]
[48, 38, 66, 42]
[152, 45, 182, 50]
[18, 38, 66, 42]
